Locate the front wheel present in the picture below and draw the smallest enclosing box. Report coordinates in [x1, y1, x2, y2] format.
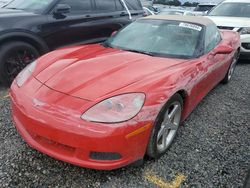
[146, 94, 183, 159]
[222, 50, 240, 84]
[0, 41, 39, 86]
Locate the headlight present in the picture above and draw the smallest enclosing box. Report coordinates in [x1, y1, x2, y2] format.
[81, 93, 145, 123]
[16, 61, 37, 87]
[240, 28, 250, 35]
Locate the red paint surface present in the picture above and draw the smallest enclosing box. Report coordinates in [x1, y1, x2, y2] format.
[11, 30, 240, 170]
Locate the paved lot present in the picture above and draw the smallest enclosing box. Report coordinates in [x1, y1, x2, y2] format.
[0, 60, 249, 188]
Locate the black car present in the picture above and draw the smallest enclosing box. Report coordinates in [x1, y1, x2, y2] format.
[0, 0, 143, 86]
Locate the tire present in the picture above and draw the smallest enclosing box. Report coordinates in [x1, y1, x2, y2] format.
[0, 41, 39, 86]
[222, 50, 240, 84]
[146, 93, 183, 159]
[243, 169, 250, 188]
[243, 170, 250, 188]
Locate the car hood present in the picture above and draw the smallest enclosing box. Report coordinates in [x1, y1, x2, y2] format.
[207, 16, 250, 28]
[34, 44, 186, 101]
[0, 8, 37, 17]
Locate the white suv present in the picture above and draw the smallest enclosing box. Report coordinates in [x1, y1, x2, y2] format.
[207, 0, 250, 58]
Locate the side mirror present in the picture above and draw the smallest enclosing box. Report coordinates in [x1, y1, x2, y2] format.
[213, 44, 233, 55]
[54, 4, 71, 15]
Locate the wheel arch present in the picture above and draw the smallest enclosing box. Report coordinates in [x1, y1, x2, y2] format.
[153, 89, 189, 125]
[174, 89, 189, 121]
[0, 31, 49, 54]
[176, 89, 188, 101]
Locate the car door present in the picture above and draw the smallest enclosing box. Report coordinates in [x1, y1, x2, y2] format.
[204, 25, 229, 89]
[123, 0, 144, 20]
[41, 0, 96, 50]
[88, 0, 131, 40]
[188, 25, 224, 107]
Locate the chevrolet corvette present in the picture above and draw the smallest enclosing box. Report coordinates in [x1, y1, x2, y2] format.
[11, 15, 240, 170]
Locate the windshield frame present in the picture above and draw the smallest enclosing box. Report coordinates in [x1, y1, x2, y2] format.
[208, 2, 250, 18]
[4, 0, 56, 14]
[104, 19, 205, 59]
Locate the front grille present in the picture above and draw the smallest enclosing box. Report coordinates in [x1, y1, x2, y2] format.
[30, 132, 76, 156]
[90, 152, 122, 161]
[218, 26, 235, 30]
[242, 43, 250, 50]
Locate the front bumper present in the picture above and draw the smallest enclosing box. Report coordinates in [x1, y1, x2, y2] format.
[10, 80, 153, 170]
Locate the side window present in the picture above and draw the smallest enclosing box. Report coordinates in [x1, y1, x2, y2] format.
[115, 0, 124, 11]
[59, 0, 92, 13]
[124, 0, 142, 10]
[95, 0, 116, 11]
[214, 29, 221, 44]
[205, 25, 221, 53]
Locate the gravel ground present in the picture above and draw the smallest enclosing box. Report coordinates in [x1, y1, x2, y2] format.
[0, 61, 249, 188]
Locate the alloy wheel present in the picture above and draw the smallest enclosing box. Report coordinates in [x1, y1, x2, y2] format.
[5, 48, 37, 82]
[157, 101, 182, 152]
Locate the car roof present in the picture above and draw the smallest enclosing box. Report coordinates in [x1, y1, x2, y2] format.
[142, 15, 214, 26]
[223, 0, 250, 3]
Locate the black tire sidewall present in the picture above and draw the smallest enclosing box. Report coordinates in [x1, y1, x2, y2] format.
[0, 41, 39, 86]
[146, 93, 183, 159]
[222, 50, 240, 84]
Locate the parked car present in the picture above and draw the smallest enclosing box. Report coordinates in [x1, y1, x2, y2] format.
[143, 7, 155, 16]
[192, 3, 217, 16]
[0, 0, 144, 86]
[207, 0, 250, 59]
[141, 0, 154, 6]
[0, 0, 12, 8]
[145, 5, 159, 14]
[159, 9, 192, 16]
[11, 15, 240, 170]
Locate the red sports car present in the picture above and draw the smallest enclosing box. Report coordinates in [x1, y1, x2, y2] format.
[11, 15, 240, 170]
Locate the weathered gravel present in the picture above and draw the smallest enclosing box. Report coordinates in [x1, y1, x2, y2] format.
[0, 61, 249, 188]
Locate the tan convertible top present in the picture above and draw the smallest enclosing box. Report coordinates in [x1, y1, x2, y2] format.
[142, 15, 214, 26]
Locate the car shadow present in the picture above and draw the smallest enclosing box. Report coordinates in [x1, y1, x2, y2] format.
[239, 58, 250, 64]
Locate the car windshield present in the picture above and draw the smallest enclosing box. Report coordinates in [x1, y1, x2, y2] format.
[105, 20, 203, 59]
[209, 3, 250, 17]
[195, 5, 214, 12]
[5, 0, 53, 12]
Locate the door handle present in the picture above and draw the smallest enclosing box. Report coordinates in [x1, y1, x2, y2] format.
[120, 12, 126, 16]
[85, 15, 91, 18]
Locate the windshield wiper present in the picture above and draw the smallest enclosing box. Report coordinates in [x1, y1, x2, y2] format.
[101, 44, 155, 57]
[5, 7, 23, 10]
[125, 49, 155, 56]
[101, 42, 111, 48]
